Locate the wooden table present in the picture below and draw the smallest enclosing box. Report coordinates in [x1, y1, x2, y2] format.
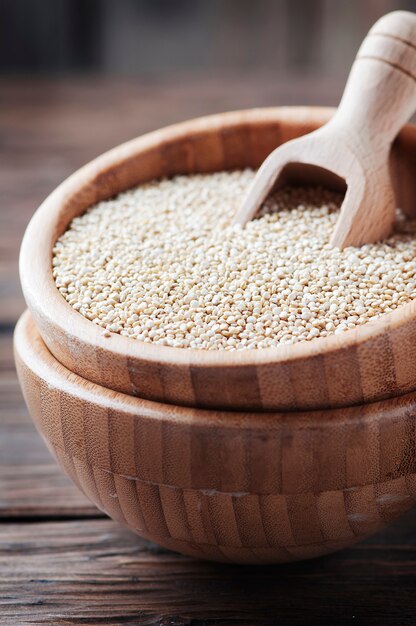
[1, 76, 416, 625]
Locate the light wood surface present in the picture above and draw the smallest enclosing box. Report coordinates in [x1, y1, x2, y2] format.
[14, 310, 416, 564]
[19, 106, 416, 411]
[234, 11, 416, 249]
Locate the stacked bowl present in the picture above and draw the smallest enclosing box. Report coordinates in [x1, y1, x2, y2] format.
[15, 107, 416, 563]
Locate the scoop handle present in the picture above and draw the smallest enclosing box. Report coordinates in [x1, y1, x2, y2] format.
[332, 11, 416, 148]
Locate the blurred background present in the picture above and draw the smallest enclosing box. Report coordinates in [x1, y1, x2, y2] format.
[2, 0, 416, 135]
[1, 0, 416, 78]
[1, 0, 416, 325]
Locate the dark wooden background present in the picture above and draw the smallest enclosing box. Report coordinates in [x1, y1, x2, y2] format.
[1, 73, 416, 626]
[2, 0, 416, 77]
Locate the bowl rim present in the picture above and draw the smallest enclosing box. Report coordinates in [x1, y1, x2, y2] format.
[15, 309, 416, 427]
[19, 105, 416, 372]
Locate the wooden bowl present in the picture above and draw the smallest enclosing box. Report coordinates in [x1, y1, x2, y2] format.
[15, 310, 416, 564]
[19, 107, 416, 411]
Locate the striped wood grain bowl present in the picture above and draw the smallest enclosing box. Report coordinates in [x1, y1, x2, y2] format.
[15, 310, 416, 564]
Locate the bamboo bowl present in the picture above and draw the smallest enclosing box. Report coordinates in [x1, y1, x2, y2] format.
[15, 310, 416, 564]
[20, 107, 416, 412]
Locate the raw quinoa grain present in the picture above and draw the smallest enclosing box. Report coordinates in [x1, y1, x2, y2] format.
[52, 170, 416, 350]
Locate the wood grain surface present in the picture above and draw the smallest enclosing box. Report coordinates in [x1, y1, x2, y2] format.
[1, 513, 416, 626]
[2, 76, 416, 624]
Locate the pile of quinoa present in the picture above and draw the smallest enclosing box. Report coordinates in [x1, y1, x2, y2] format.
[52, 170, 416, 350]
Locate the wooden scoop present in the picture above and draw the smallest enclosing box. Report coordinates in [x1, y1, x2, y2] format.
[233, 11, 416, 248]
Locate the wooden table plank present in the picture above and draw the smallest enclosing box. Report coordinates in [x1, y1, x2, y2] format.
[0, 334, 15, 372]
[1, 513, 416, 626]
